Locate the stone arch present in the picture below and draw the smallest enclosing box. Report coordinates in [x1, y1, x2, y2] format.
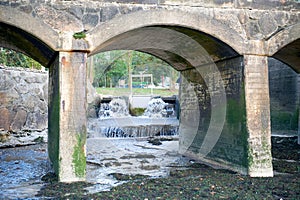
[88, 11, 253, 174]
[0, 7, 58, 66]
[88, 9, 244, 56]
[268, 23, 300, 145]
[268, 23, 300, 72]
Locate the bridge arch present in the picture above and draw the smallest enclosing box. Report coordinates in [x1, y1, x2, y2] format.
[268, 23, 300, 72]
[267, 23, 300, 146]
[88, 11, 253, 175]
[0, 7, 58, 66]
[88, 9, 244, 56]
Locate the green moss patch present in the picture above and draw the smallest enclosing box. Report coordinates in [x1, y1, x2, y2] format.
[129, 107, 146, 116]
[72, 131, 86, 178]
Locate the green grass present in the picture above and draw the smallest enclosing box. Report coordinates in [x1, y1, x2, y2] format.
[95, 87, 178, 97]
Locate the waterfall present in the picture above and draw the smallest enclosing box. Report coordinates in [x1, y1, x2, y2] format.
[143, 97, 175, 118]
[88, 97, 178, 138]
[98, 98, 129, 119]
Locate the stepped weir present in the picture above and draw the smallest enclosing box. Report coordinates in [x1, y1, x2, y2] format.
[88, 97, 179, 138]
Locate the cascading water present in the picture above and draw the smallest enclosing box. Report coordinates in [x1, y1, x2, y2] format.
[98, 98, 129, 119]
[88, 97, 179, 138]
[143, 98, 175, 118]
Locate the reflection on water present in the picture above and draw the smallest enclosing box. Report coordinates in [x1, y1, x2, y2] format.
[0, 138, 181, 199]
[0, 144, 49, 199]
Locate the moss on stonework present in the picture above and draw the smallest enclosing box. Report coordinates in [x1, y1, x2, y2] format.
[247, 136, 273, 172]
[271, 108, 299, 131]
[247, 147, 254, 169]
[72, 130, 86, 178]
[73, 31, 86, 39]
[291, 108, 299, 130]
[48, 63, 61, 176]
[130, 107, 146, 116]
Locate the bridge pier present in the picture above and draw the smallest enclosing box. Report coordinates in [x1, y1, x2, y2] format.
[48, 51, 87, 182]
[179, 55, 273, 177]
[298, 75, 300, 145]
[244, 55, 273, 177]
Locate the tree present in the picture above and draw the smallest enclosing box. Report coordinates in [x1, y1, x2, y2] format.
[91, 50, 179, 88]
[0, 47, 43, 70]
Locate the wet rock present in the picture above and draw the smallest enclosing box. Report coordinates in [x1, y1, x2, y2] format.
[0, 130, 10, 142]
[0, 67, 48, 131]
[148, 138, 162, 145]
[33, 136, 44, 143]
[41, 172, 58, 183]
[139, 165, 160, 171]
[109, 173, 150, 181]
[120, 154, 156, 159]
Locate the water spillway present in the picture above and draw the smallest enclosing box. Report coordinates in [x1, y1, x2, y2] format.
[88, 117, 179, 138]
[88, 97, 179, 138]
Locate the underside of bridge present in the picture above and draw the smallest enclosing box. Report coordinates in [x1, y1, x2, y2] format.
[91, 25, 271, 176]
[273, 39, 300, 73]
[1, 19, 300, 181]
[0, 22, 55, 67]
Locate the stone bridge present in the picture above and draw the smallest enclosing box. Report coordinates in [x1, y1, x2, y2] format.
[0, 0, 299, 182]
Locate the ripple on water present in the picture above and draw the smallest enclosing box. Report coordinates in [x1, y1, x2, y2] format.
[0, 144, 49, 199]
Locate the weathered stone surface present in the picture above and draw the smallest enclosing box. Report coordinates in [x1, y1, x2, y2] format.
[34, 4, 83, 32]
[244, 55, 273, 177]
[269, 58, 299, 134]
[0, 67, 48, 132]
[82, 13, 99, 30]
[179, 57, 248, 174]
[100, 6, 120, 22]
[258, 13, 277, 37]
[0, 0, 299, 181]
[11, 109, 27, 130]
[0, 0, 299, 68]
[48, 52, 88, 182]
[0, 108, 12, 130]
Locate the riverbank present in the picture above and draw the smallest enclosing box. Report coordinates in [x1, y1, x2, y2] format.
[0, 136, 299, 199]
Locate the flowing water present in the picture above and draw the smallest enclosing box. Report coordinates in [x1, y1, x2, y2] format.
[98, 98, 129, 119]
[0, 97, 182, 198]
[88, 117, 179, 138]
[93, 97, 179, 138]
[0, 138, 182, 199]
[0, 144, 49, 199]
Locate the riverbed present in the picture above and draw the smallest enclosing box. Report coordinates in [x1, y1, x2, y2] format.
[0, 136, 299, 199]
[0, 137, 182, 199]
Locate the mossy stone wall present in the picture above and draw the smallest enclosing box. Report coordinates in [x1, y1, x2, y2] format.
[179, 56, 248, 173]
[269, 58, 299, 134]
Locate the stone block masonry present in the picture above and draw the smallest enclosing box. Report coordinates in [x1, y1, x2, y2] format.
[48, 52, 88, 182]
[0, 66, 48, 132]
[244, 55, 273, 177]
[269, 58, 299, 135]
[0, 0, 299, 181]
[179, 57, 249, 174]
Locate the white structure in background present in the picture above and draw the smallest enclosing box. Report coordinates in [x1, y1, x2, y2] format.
[129, 73, 154, 108]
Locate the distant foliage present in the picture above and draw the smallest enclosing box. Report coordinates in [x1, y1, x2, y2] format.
[92, 50, 179, 88]
[0, 47, 43, 70]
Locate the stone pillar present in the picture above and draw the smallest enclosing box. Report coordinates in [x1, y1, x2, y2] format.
[244, 55, 273, 177]
[48, 51, 87, 182]
[297, 75, 300, 145]
[298, 110, 300, 145]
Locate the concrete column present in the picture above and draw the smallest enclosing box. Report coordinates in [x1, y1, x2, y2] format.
[48, 51, 87, 182]
[244, 55, 273, 177]
[298, 110, 300, 145]
[297, 75, 300, 145]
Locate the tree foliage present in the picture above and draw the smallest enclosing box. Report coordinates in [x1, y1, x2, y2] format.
[0, 47, 43, 70]
[91, 50, 179, 88]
